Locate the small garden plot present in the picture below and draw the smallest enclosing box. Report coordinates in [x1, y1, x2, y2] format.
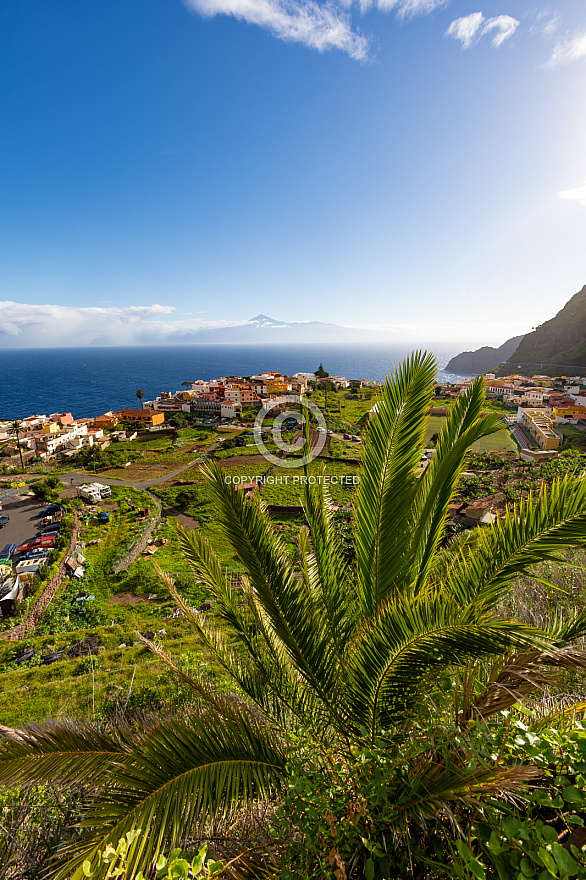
[214, 445, 263, 460]
[261, 460, 359, 506]
[424, 416, 517, 453]
[217, 457, 273, 477]
[99, 450, 194, 481]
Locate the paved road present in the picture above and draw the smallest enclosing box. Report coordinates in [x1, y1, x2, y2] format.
[57, 438, 226, 492]
[0, 495, 48, 550]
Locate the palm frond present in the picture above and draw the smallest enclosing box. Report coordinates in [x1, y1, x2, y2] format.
[460, 647, 586, 721]
[48, 709, 286, 880]
[353, 351, 437, 615]
[199, 465, 342, 714]
[0, 720, 133, 790]
[300, 478, 354, 658]
[392, 761, 540, 829]
[409, 378, 504, 590]
[344, 588, 544, 739]
[154, 554, 338, 736]
[443, 473, 586, 609]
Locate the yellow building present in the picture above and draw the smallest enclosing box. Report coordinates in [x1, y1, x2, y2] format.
[265, 378, 290, 395]
[520, 408, 560, 450]
[553, 405, 586, 420]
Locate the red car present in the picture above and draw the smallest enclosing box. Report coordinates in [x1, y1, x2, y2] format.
[19, 535, 56, 553]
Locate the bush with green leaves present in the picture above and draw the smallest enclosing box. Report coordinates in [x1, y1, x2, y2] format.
[278, 714, 586, 880]
[82, 831, 223, 879]
[31, 475, 63, 502]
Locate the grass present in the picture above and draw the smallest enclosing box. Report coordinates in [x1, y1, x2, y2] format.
[0, 615, 212, 726]
[424, 416, 517, 452]
[260, 459, 359, 506]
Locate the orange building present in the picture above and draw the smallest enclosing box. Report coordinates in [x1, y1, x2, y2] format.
[114, 409, 165, 426]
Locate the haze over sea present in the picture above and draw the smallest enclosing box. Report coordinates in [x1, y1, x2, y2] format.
[0, 344, 470, 420]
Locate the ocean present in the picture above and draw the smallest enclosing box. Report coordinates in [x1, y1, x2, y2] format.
[0, 343, 470, 420]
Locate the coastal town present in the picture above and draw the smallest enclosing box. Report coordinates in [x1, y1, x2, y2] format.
[0, 369, 380, 465]
[2, 366, 586, 466]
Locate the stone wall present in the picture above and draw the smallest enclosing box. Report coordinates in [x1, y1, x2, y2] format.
[112, 496, 161, 574]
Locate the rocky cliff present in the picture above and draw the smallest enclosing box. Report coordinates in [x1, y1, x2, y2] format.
[445, 335, 524, 374]
[502, 285, 586, 374]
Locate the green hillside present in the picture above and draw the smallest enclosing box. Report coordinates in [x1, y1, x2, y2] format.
[502, 283, 586, 375]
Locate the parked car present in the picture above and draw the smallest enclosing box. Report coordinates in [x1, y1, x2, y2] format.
[351, 435, 361, 442]
[99, 511, 110, 522]
[36, 525, 61, 537]
[343, 433, 352, 440]
[39, 504, 63, 517]
[22, 548, 50, 559]
[0, 544, 17, 561]
[0, 515, 10, 528]
[20, 535, 56, 553]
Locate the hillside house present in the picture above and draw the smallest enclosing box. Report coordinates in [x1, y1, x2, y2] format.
[517, 407, 560, 451]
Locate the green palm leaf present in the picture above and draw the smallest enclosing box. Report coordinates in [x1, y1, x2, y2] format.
[344, 587, 542, 739]
[408, 378, 504, 590]
[0, 720, 133, 789]
[199, 465, 342, 714]
[300, 478, 354, 658]
[353, 351, 437, 615]
[443, 473, 586, 609]
[25, 710, 286, 880]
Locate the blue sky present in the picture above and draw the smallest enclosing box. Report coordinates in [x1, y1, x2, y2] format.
[1, 0, 586, 348]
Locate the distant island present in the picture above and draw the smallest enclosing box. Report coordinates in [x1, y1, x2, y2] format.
[446, 283, 586, 377]
[113, 314, 396, 346]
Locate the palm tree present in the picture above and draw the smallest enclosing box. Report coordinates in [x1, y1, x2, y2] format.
[3, 352, 586, 878]
[136, 389, 144, 409]
[8, 420, 25, 471]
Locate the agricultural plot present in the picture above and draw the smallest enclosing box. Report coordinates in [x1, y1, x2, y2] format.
[424, 416, 517, 453]
[260, 459, 359, 506]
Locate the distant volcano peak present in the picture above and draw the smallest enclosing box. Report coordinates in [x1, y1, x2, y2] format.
[249, 314, 281, 323]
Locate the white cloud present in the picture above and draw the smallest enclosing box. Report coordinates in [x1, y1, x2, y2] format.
[183, 0, 455, 58]
[446, 11, 519, 48]
[546, 31, 586, 68]
[446, 12, 484, 49]
[530, 9, 559, 39]
[0, 302, 252, 348]
[374, 0, 448, 19]
[481, 14, 519, 47]
[558, 182, 586, 207]
[183, 0, 369, 60]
